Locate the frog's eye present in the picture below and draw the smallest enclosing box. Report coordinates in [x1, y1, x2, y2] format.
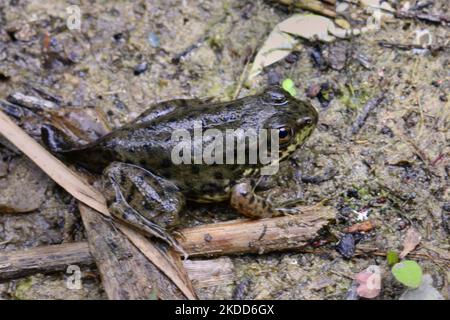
[278, 126, 293, 144]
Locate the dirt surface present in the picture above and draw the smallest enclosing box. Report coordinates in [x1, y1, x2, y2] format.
[0, 0, 448, 299]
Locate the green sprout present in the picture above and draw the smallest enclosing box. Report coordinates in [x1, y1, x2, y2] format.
[282, 78, 297, 97]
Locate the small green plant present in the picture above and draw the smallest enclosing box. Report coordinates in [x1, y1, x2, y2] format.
[392, 260, 423, 288]
[282, 78, 297, 97]
[386, 250, 399, 266]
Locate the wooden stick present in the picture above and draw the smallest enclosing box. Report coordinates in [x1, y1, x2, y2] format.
[179, 205, 335, 257]
[0, 109, 196, 300]
[277, 0, 337, 18]
[0, 242, 235, 290]
[0, 242, 92, 281]
[0, 205, 333, 281]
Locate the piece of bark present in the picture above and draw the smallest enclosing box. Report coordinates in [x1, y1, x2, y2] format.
[179, 204, 335, 257]
[78, 204, 189, 300]
[0, 242, 235, 291]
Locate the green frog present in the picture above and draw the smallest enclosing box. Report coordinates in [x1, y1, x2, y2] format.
[41, 86, 318, 252]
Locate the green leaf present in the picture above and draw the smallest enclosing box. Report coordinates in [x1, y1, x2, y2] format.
[386, 250, 399, 266]
[392, 260, 423, 288]
[282, 78, 297, 97]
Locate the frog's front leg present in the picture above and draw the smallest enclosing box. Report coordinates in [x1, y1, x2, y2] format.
[230, 182, 299, 219]
[103, 162, 186, 253]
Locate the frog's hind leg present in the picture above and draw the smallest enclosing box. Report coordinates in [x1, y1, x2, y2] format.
[103, 162, 186, 255]
[230, 182, 300, 219]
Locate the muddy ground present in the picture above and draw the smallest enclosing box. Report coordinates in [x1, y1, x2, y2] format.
[0, 0, 448, 299]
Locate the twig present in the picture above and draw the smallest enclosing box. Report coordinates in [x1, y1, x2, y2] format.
[179, 204, 335, 257]
[0, 242, 92, 280]
[378, 41, 449, 53]
[395, 10, 450, 25]
[350, 94, 385, 135]
[0, 243, 235, 290]
[276, 0, 337, 18]
[232, 48, 254, 100]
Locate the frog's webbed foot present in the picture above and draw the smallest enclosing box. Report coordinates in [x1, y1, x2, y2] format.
[103, 162, 187, 257]
[230, 182, 303, 219]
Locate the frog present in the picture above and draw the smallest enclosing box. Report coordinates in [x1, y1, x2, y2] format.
[40, 86, 318, 253]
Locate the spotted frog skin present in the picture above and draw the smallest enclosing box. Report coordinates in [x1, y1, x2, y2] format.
[42, 86, 318, 251]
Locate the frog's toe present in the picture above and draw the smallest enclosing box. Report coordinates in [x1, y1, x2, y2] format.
[109, 200, 185, 255]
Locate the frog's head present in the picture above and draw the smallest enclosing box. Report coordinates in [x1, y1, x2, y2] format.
[259, 86, 318, 161]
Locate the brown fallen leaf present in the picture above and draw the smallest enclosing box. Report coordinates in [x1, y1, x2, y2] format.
[400, 227, 422, 259]
[343, 220, 376, 233]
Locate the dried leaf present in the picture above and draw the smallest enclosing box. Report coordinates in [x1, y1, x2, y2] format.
[400, 227, 422, 258]
[248, 14, 340, 80]
[278, 14, 336, 42]
[248, 26, 296, 79]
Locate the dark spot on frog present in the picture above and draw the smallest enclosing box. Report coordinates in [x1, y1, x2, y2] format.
[191, 165, 200, 174]
[162, 170, 172, 179]
[143, 201, 154, 211]
[202, 183, 222, 193]
[213, 171, 223, 179]
[125, 188, 135, 204]
[160, 158, 172, 168]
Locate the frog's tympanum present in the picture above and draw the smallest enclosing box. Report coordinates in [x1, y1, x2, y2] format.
[42, 86, 318, 252]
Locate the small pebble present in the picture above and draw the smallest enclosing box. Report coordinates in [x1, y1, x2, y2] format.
[336, 233, 356, 259]
[380, 126, 394, 137]
[112, 33, 123, 42]
[148, 32, 160, 48]
[267, 70, 281, 86]
[443, 203, 450, 212]
[285, 51, 300, 64]
[346, 189, 359, 199]
[306, 83, 321, 98]
[133, 62, 148, 76]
